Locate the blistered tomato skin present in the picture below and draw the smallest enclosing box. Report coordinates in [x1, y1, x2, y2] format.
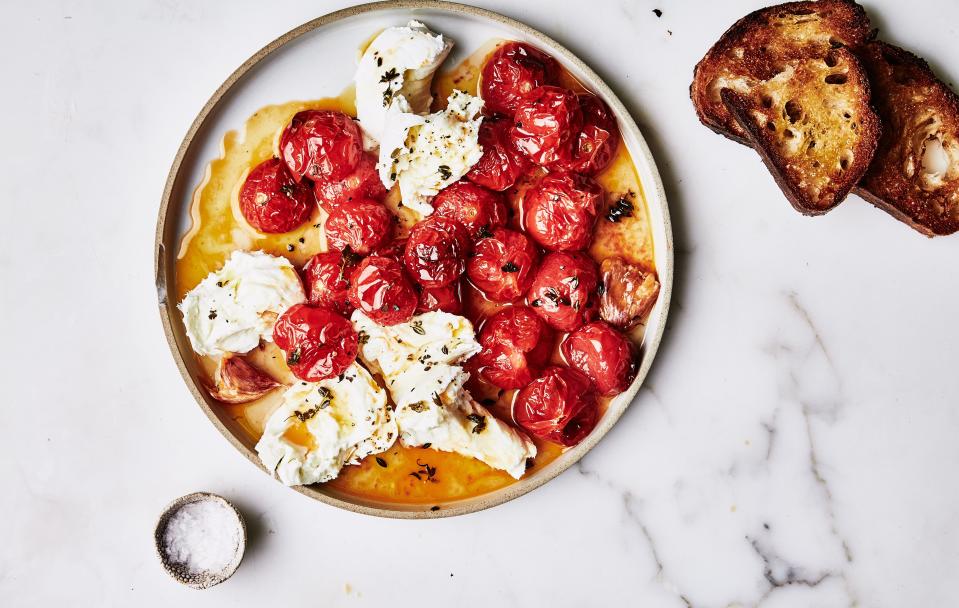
[527, 251, 599, 332]
[466, 228, 539, 303]
[513, 366, 598, 447]
[302, 250, 359, 316]
[348, 256, 418, 326]
[272, 303, 358, 382]
[466, 116, 531, 192]
[511, 86, 583, 166]
[313, 153, 387, 212]
[561, 322, 637, 396]
[238, 158, 315, 234]
[556, 95, 620, 175]
[416, 281, 463, 315]
[403, 216, 471, 288]
[280, 110, 363, 183]
[481, 42, 559, 116]
[324, 199, 393, 255]
[432, 181, 509, 239]
[523, 172, 603, 252]
[473, 306, 553, 390]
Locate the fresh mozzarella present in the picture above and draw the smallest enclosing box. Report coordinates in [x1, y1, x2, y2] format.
[352, 310, 536, 479]
[354, 20, 452, 146]
[377, 89, 485, 216]
[178, 250, 305, 357]
[255, 363, 397, 486]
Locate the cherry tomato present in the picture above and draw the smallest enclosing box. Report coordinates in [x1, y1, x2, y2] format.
[403, 216, 471, 288]
[527, 251, 599, 332]
[324, 198, 393, 255]
[556, 95, 620, 175]
[511, 86, 583, 166]
[302, 250, 359, 316]
[561, 321, 637, 396]
[481, 42, 559, 116]
[466, 228, 539, 302]
[348, 256, 417, 325]
[432, 181, 509, 239]
[466, 116, 531, 191]
[473, 306, 553, 389]
[523, 172, 602, 251]
[280, 110, 362, 182]
[238, 158, 314, 234]
[513, 366, 598, 446]
[272, 303, 358, 382]
[313, 153, 387, 212]
[416, 281, 463, 315]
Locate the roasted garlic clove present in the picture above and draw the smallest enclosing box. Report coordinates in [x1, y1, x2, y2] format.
[207, 354, 281, 404]
[598, 257, 660, 332]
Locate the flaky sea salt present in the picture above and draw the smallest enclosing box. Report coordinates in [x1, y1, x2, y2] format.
[162, 499, 240, 574]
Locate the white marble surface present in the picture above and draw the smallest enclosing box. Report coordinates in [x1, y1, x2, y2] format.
[2, 0, 958, 606]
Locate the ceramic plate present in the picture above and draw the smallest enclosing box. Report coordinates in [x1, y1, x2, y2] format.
[155, 0, 673, 518]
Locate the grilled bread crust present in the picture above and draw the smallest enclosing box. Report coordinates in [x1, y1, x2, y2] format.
[721, 47, 880, 214]
[855, 42, 959, 236]
[691, 0, 872, 143]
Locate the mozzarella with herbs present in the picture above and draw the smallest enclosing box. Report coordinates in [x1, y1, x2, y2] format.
[178, 250, 305, 357]
[352, 310, 536, 479]
[255, 363, 397, 486]
[355, 20, 452, 146]
[378, 89, 485, 216]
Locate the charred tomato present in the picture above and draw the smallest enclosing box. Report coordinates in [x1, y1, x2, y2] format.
[513, 366, 598, 446]
[523, 171, 603, 252]
[481, 42, 559, 116]
[466, 116, 531, 192]
[272, 303, 358, 382]
[432, 181, 509, 239]
[280, 110, 362, 182]
[313, 153, 387, 212]
[324, 199, 393, 255]
[416, 281, 463, 315]
[511, 86, 583, 166]
[527, 251, 599, 332]
[466, 228, 539, 303]
[556, 95, 620, 175]
[561, 321, 637, 396]
[238, 158, 314, 234]
[302, 250, 360, 316]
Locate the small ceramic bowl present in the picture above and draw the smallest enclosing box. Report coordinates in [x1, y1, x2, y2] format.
[154, 492, 247, 589]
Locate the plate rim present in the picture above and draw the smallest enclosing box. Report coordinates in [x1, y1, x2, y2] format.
[155, 0, 674, 519]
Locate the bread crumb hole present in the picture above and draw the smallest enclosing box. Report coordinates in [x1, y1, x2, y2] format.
[784, 129, 794, 139]
[761, 95, 773, 108]
[825, 73, 847, 85]
[784, 100, 803, 123]
[839, 152, 853, 170]
[766, 121, 776, 131]
[825, 52, 839, 68]
[829, 37, 843, 49]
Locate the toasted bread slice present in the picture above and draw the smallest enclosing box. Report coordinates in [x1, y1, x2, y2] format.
[721, 47, 880, 213]
[691, 0, 872, 143]
[855, 42, 959, 236]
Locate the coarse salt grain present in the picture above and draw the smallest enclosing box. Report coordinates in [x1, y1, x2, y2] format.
[162, 499, 240, 574]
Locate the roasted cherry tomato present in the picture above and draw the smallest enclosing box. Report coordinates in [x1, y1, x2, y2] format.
[348, 256, 417, 325]
[302, 250, 360, 316]
[473, 306, 553, 390]
[416, 281, 463, 315]
[480, 42, 559, 116]
[272, 303, 358, 382]
[511, 86, 583, 166]
[466, 116, 531, 191]
[561, 321, 637, 396]
[523, 171, 602, 251]
[556, 95, 619, 175]
[432, 181, 509, 239]
[466, 228, 539, 302]
[238, 158, 314, 234]
[403, 216, 471, 288]
[324, 198, 393, 255]
[280, 110, 362, 182]
[313, 153, 387, 212]
[513, 366, 598, 446]
[527, 251, 599, 332]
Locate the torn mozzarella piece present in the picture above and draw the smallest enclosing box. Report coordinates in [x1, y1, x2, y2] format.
[352, 310, 536, 479]
[355, 20, 452, 146]
[377, 90, 485, 216]
[255, 363, 397, 486]
[178, 250, 305, 357]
